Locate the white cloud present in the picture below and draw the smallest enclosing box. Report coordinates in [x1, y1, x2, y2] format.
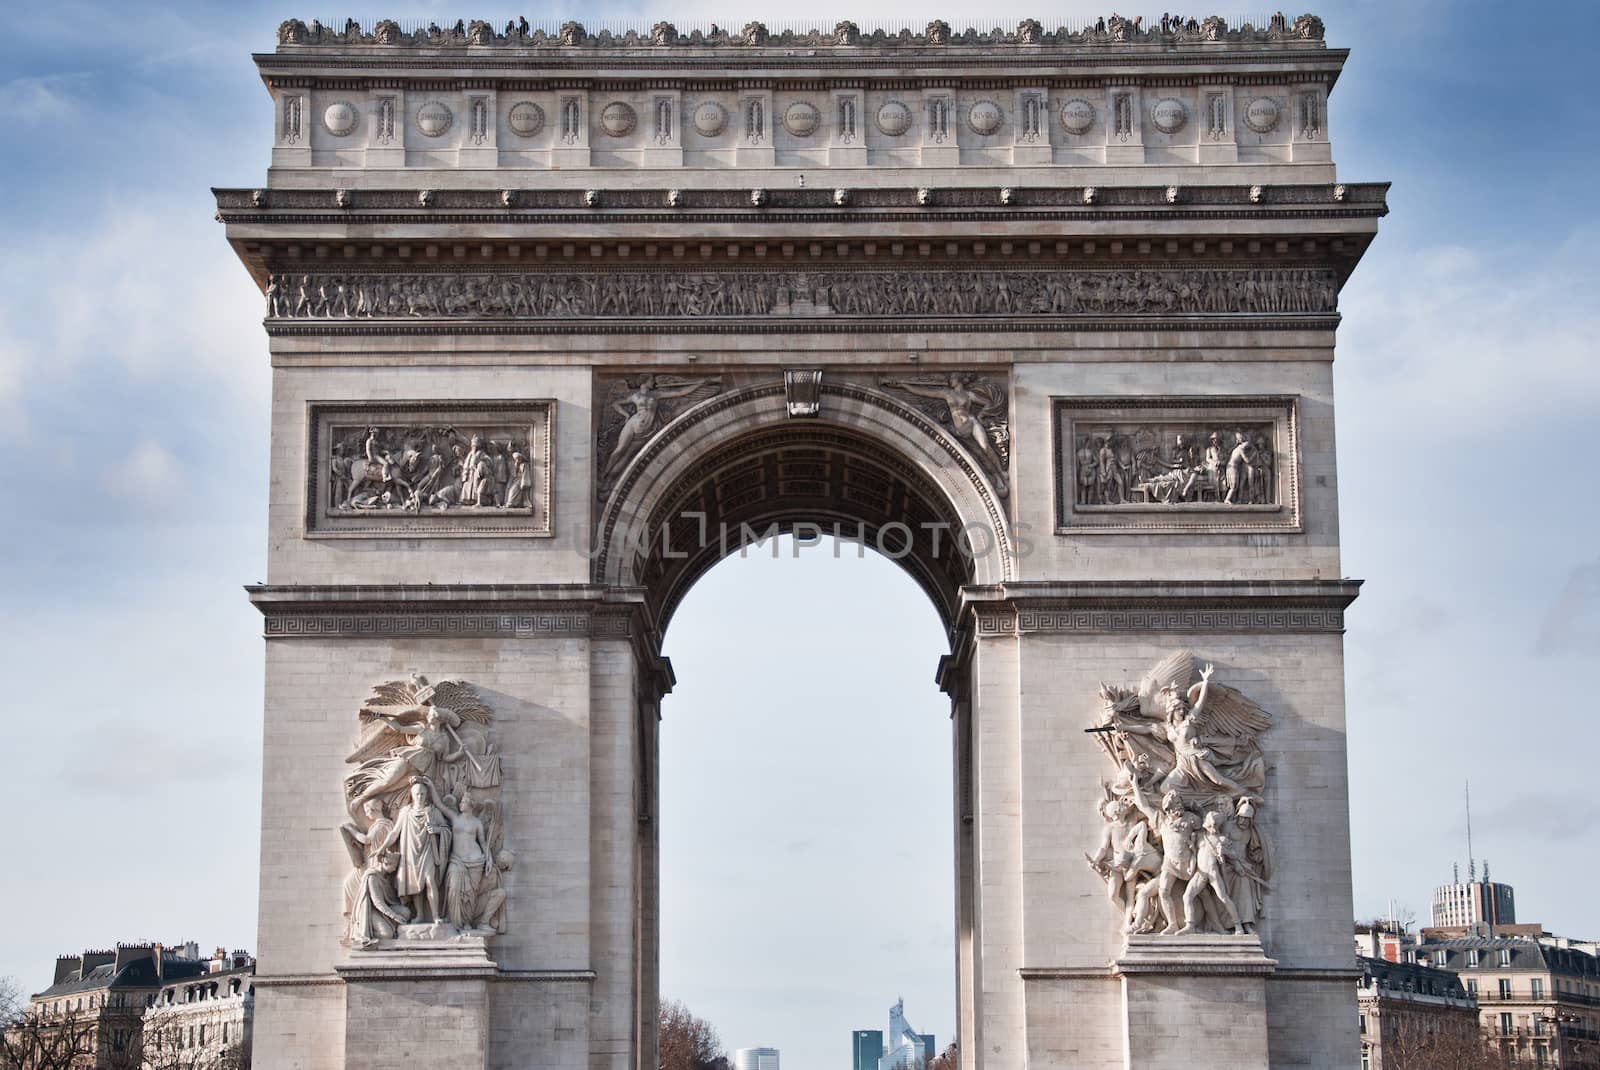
[1338, 225, 1600, 435]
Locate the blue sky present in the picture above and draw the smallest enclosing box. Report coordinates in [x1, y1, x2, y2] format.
[1, 1, 1597, 1067]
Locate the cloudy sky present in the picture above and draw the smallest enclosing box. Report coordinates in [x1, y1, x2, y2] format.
[1, 0, 1596, 1066]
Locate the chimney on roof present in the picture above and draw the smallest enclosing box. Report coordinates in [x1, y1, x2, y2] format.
[113, 944, 155, 978]
[81, 949, 116, 977]
[152, 943, 164, 983]
[54, 955, 84, 986]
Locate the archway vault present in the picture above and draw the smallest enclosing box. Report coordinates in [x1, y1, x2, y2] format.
[593, 380, 1016, 637]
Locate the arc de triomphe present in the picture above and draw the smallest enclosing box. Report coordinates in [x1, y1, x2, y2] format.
[218, 14, 1384, 1069]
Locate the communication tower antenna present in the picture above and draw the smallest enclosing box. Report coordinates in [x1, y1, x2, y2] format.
[1466, 780, 1476, 882]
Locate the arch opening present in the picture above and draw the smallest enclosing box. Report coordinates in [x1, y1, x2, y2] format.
[596, 382, 1014, 637]
[657, 536, 958, 1066]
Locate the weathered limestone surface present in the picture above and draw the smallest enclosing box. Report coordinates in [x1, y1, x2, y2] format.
[220, 15, 1383, 1070]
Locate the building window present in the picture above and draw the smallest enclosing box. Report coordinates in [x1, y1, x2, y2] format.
[1500, 1013, 1514, 1036]
[1469, 950, 1482, 967]
[1468, 979, 1479, 996]
[224, 1023, 230, 1043]
[1500, 979, 1513, 999]
[1499, 948, 1513, 967]
[1361, 1048, 1371, 1070]
[1532, 979, 1545, 999]
[199, 1025, 206, 1046]
[1359, 1013, 1367, 1034]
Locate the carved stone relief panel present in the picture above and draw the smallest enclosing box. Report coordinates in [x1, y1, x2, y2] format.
[305, 401, 553, 537]
[1054, 396, 1300, 533]
[1086, 651, 1272, 938]
[341, 676, 513, 950]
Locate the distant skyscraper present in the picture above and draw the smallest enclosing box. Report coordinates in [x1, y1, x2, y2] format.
[877, 998, 935, 1070]
[734, 1046, 780, 1070]
[1432, 785, 1515, 928]
[852, 1030, 885, 1070]
[1431, 870, 1515, 928]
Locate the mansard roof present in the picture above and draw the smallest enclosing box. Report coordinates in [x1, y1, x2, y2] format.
[33, 956, 209, 999]
[1420, 936, 1600, 978]
[1359, 955, 1473, 1002]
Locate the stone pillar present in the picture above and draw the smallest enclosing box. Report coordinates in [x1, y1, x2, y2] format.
[1115, 935, 1276, 1070]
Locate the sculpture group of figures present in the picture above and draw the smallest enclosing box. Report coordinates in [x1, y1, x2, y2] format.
[267, 269, 1338, 322]
[276, 13, 1322, 49]
[340, 676, 513, 948]
[330, 426, 536, 512]
[1085, 652, 1273, 936]
[1075, 424, 1274, 506]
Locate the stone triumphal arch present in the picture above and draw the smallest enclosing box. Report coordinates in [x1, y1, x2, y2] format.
[220, 13, 1384, 1069]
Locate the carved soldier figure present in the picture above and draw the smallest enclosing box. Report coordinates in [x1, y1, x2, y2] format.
[1227, 796, 1272, 932]
[1128, 779, 1201, 934]
[380, 779, 451, 926]
[1085, 795, 1161, 926]
[504, 447, 534, 508]
[1251, 433, 1274, 503]
[1178, 811, 1246, 935]
[1224, 430, 1254, 504]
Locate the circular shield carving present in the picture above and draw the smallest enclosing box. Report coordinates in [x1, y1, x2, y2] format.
[1060, 98, 1096, 135]
[600, 102, 637, 138]
[967, 99, 1003, 135]
[416, 101, 453, 138]
[692, 101, 728, 137]
[508, 101, 546, 137]
[782, 101, 821, 137]
[322, 101, 359, 137]
[1244, 96, 1281, 133]
[875, 99, 912, 137]
[1150, 97, 1188, 135]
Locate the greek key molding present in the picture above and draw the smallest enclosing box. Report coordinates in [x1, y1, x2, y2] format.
[965, 580, 1359, 635]
[249, 585, 643, 641]
[262, 612, 607, 638]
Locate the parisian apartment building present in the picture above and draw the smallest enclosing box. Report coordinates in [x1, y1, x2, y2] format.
[13, 941, 254, 1068]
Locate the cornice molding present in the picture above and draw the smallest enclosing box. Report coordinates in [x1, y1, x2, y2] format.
[959, 578, 1361, 635]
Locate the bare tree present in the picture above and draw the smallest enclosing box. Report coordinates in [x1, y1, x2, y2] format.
[658, 999, 727, 1070]
[928, 1042, 959, 1070]
[1373, 1016, 1516, 1070]
[121, 1020, 250, 1070]
[0, 1007, 99, 1070]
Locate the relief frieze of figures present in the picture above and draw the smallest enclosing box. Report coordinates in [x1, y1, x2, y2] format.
[329, 424, 537, 513]
[307, 403, 553, 537]
[265, 268, 1338, 323]
[1085, 652, 1273, 938]
[1055, 398, 1299, 532]
[341, 676, 513, 950]
[1074, 422, 1276, 507]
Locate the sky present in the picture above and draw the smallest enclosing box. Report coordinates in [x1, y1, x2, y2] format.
[0, 0, 1597, 1066]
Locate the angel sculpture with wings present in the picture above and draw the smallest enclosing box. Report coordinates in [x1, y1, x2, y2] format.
[880, 373, 1010, 496]
[1088, 651, 1273, 936]
[343, 676, 495, 810]
[598, 374, 723, 485]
